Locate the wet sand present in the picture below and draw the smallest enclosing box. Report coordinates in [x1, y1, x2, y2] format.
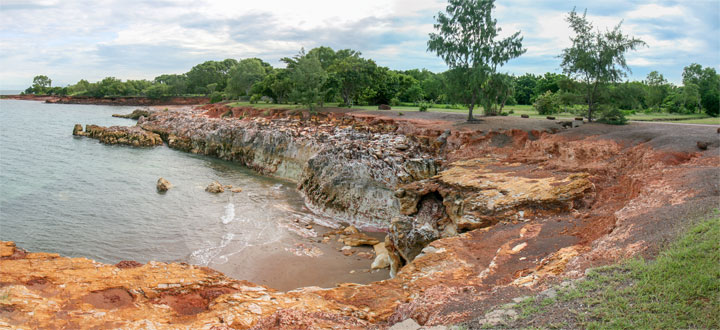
[209, 226, 390, 291]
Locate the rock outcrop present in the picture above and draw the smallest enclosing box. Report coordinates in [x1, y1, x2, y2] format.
[113, 109, 151, 120]
[77, 124, 163, 147]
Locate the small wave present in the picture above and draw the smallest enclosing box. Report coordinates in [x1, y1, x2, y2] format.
[221, 202, 235, 224]
[189, 232, 236, 266]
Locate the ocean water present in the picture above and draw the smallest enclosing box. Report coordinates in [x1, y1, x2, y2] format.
[0, 100, 317, 267]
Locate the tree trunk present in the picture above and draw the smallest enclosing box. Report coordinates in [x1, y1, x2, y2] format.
[587, 82, 599, 122]
[342, 90, 351, 108]
[468, 93, 477, 121]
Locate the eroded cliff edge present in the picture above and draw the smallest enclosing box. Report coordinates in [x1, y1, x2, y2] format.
[2, 105, 718, 329]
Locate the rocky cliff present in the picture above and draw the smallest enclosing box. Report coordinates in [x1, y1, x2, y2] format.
[139, 106, 441, 225]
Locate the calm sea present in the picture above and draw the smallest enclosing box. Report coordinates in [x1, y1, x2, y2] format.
[0, 100, 317, 268]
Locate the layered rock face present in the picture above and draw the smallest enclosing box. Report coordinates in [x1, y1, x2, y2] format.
[140, 107, 440, 224]
[73, 124, 163, 147]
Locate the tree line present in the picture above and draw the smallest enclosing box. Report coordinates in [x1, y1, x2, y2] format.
[24, 1, 718, 120]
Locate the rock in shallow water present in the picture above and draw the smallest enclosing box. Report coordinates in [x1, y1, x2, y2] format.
[79, 124, 163, 147]
[205, 181, 224, 193]
[156, 177, 172, 192]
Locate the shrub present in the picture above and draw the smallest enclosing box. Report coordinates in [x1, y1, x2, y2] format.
[249, 94, 261, 104]
[533, 91, 561, 115]
[598, 107, 628, 125]
[418, 101, 431, 112]
[209, 92, 223, 104]
[390, 97, 401, 106]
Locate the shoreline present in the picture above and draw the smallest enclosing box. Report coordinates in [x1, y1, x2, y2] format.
[1, 94, 209, 106]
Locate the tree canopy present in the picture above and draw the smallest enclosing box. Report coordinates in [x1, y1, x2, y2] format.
[428, 0, 525, 120]
[560, 8, 646, 121]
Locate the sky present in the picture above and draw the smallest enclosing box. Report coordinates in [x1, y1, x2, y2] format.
[0, 0, 718, 89]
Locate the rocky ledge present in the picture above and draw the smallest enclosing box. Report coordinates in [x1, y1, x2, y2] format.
[73, 124, 163, 147]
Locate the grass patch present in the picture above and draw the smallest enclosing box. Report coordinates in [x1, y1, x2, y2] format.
[565, 215, 720, 329]
[673, 117, 720, 125]
[224, 101, 719, 124]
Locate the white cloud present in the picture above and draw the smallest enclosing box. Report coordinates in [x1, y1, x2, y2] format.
[0, 0, 717, 88]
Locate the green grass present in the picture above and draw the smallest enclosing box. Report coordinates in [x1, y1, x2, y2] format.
[625, 112, 712, 122]
[672, 117, 720, 125]
[224, 101, 719, 124]
[562, 214, 720, 329]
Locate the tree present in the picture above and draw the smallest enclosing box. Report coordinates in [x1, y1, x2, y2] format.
[534, 73, 565, 96]
[645, 71, 669, 111]
[480, 73, 514, 115]
[428, 0, 525, 120]
[514, 73, 538, 105]
[329, 54, 377, 107]
[682, 63, 720, 116]
[31, 75, 52, 94]
[289, 52, 328, 112]
[154, 74, 188, 96]
[560, 9, 645, 121]
[186, 59, 237, 94]
[226, 58, 268, 98]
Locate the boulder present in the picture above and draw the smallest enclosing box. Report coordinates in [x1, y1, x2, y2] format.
[205, 181, 225, 193]
[371, 242, 390, 269]
[156, 177, 172, 192]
